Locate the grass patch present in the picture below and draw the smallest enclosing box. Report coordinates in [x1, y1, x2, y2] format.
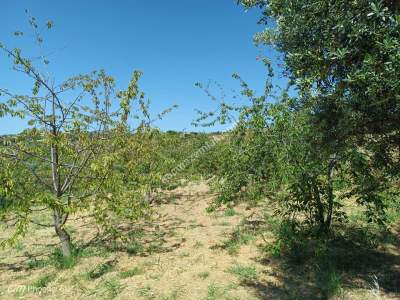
[146, 242, 163, 254]
[198, 271, 210, 279]
[26, 258, 48, 269]
[49, 248, 78, 269]
[137, 285, 156, 299]
[45, 245, 99, 269]
[227, 264, 257, 282]
[33, 274, 54, 289]
[86, 260, 116, 280]
[93, 278, 125, 299]
[219, 221, 231, 226]
[127, 240, 144, 255]
[178, 251, 190, 257]
[14, 241, 25, 252]
[224, 208, 236, 217]
[205, 283, 225, 300]
[119, 266, 144, 278]
[223, 227, 254, 256]
[76, 245, 111, 258]
[206, 206, 216, 214]
[194, 241, 204, 248]
[159, 289, 183, 300]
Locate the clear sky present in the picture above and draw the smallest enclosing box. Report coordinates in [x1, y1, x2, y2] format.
[0, 0, 285, 134]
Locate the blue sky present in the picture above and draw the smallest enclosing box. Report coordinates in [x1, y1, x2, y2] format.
[0, 0, 286, 134]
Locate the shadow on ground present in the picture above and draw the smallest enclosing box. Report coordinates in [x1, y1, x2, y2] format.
[242, 223, 400, 299]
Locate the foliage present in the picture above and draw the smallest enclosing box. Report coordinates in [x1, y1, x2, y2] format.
[0, 16, 172, 257]
[235, 0, 400, 230]
[196, 69, 343, 231]
[191, 0, 400, 236]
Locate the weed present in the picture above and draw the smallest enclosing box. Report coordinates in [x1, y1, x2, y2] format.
[119, 266, 144, 278]
[33, 274, 54, 289]
[103, 278, 125, 298]
[14, 241, 25, 252]
[198, 271, 210, 279]
[13, 274, 30, 281]
[223, 227, 254, 256]
[224, 208, 236, 217]
[147, 242, 163, 254]
[49, 248, 78, 269]
[314, 249, 343, 299]
[127, 240, 144, 255]
[265, 239, 283, 257]
[206, 206, 216, 214]
[219, 221, 230, 226]
[26, 258, 48, 269]
[86, 260, 115, 279]
[178, 251, 190, 257]
[149, 273, 162, 280]
[71, 274, 88, 293]
[205, 283, 224, 300]
[93, 278, 125, 299]
[194, 241, 204, 248]
[159, 289, 182, 300]
[223, 283, 239, 292]
[225, 240, 240, 256]
[265, 219, 309, 264]
[227, 264, 257, 282]
[137, 285, 156, 299]
[76, 245, 110, 258]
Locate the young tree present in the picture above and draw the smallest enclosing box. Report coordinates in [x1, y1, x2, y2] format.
[0, 16, 159, 257]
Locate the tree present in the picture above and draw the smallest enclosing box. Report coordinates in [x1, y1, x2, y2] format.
[234, 0, 400, 229]
[0, 16, 160, 257]
[242, 0, 400, 137]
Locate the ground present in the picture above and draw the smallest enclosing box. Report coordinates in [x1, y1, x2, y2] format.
[0, 181, 399, 299]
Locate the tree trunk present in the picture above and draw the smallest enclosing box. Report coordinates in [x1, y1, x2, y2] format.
[53, 210, 72, 257]
[325, 154, 337, 231]
[311, 179, 326, 231]
[49, 94, 72, 257]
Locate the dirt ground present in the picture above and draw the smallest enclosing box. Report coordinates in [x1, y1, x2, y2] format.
[0, 181, 399, 300]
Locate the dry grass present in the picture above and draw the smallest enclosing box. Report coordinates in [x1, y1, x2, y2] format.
[0, 181, 399, 299]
